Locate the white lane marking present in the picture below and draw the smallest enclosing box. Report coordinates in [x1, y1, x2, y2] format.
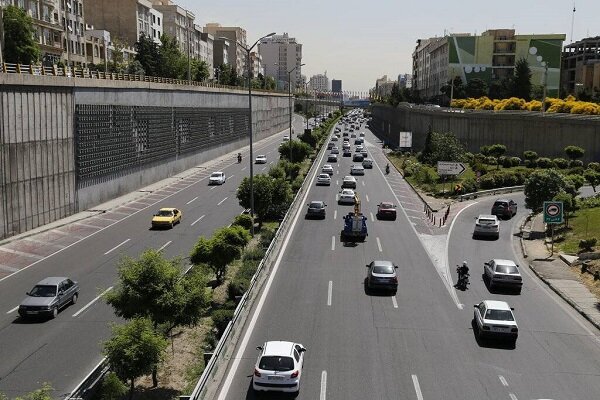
[191, 215, 205, 226]
[392, 296, 398, 308]
[158, 241, 172, 252]
[6, 306, 18, 314]
[241, 167, 247, 171]
[509, 394, 518, 400]
[362, 181, 365, 186]
[210, 186, 217, 191]
[334, 210, 337, 220]
[186, 196, 198, 205]
[320, 371, 327, 400]
[217, 197, 229, 206]
[366, 194, 370, 202]
[72, 286, 113, 317]
[337, 170, 339, 175]
[327, 281, 332, 306]
[216, 127, 329, 400]
[228, 175, 235, 180]
[370, 212, 375, 222]
[376, 237, 383, 252]
[412, 374, 424, 400]
[331, 236, 335, 251]
[499, 375, 508, 387]
[261, 166, 267, 171]
[104, 239, 130, 255]
[336, 180, 339, 185]
[73, 222, 103, 230]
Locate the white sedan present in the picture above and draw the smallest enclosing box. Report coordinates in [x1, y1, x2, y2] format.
[322, 164, 334, 175]
[473, 300, 518, 345]
[253, 341, 306, 393]
[338, 189, 356, 204]
[316, 174, 331, 186]
[341, 175, 357, 188]
[209, 171, 226, 185]
[255, 155, 267, 164]
[484, 259, 523, 293]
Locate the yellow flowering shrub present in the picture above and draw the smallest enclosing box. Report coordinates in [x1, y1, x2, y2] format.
[524, 100, 542, 111]
[449, 95, 600, 115]
[494, 97, 526, 111]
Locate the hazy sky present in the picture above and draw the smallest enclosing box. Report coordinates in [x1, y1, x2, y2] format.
[177, 0, 597, 92]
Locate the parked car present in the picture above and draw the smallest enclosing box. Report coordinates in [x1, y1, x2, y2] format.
[306, 201, 327, 219]
[473, 214, 499, 239]
[152, 208, 182, 229]
[473, 300, 518, 345]
[377, 202, 397, 220]
[18, 277, 80, 319]
[484, 259, 523, 293]
[209, 171, 226, 185]
[253, 341, 306, 393]
[366, 260, 398, 293]
[491, 199, 518, 219]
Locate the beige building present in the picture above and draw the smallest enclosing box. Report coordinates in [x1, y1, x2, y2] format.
[152, 0, 194, 56]
[204, 23, 247, 76]
[374, 75, 397, 98]
[258, 33, 303, 89]
[562, 36, 600, 96]
[84, 0, 163, 47]
[250, 51, 263, 78]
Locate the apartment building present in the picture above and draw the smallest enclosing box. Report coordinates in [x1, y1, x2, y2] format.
[413, 29, 565, 100]
[204, 23, 247, 76]
[152, 0, 194, 56]
[374, 75, 396, 98]
[60, 0, 87, 66]
[332, 79, 342, 92]
[561, 36, 600, 96]
[309, 73, 329, 92]
[250, 51, 263, 78]
[84, 0, 163, 47]
[258, 33, 303, 89]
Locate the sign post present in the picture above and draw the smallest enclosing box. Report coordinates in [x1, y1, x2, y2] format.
[543, 201, 564, 255]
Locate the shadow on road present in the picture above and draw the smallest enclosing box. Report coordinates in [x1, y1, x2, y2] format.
[470, 319, 516, 350]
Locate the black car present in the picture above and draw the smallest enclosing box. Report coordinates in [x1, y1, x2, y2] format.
[491, 199, 517, 219]
[306, 201, 327, 219]
[343, 149, 352, 157]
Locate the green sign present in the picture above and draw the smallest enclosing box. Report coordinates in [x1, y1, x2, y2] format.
[543, 201, 563, 224]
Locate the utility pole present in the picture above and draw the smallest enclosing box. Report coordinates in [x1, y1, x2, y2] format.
[0, 6, 4, 65]
[542, 63, 548, 116]
[187, 19, 191, 81]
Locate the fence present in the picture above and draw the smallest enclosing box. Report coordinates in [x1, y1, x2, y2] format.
[459, 185, 525, 202]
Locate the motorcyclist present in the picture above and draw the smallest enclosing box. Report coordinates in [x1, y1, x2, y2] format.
[237, 153, 242, 163]
[385, 164, 390, 175]
[457, 261, 470, 286]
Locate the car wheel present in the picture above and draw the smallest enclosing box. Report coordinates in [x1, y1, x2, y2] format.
[516, 288, 522, 295]
[71, 293, 78, 305]
[170, 222, 174, 229]
[51, 307, 58, 319]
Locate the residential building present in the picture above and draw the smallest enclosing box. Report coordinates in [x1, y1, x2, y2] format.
[84, 0, 163, 47]
[561, 36, 600, 96]
[212, 38, 229, 71]
[412, 29, 565, 100]
[258, 33, 303, 89]
[60, 0, 88, 66]
[152, 0, 194, 56]
[204, 23, 247, 76]
[332, 79, 342, 92]
[85, 29, 109, 66]
[398, 73, 412, 88]
[250, 51, 263, 78]
[374, 75, 396, 98]
[198, 29, 214, 79]
[309, 73, 329, 92]
[1, 0, 65, 65]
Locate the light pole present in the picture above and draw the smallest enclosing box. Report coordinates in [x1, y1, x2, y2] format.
[542, 63, 548, 115]
[0, 6, 4, 65]
[220, 32, 276, 235]
[287, 63, 305, 162]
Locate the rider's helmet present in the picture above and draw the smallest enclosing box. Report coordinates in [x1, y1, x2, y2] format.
[462, 261, 468, 267]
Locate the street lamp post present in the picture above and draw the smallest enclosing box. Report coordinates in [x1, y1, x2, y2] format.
[287, 63, 305, 162]
[0, 6, 4, 65]
[220, 32, 276, 235]
[542, 63, 548, 116]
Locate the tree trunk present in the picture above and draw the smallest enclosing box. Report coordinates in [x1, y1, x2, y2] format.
[152, 366, 158, 387]
[129, 378, 135, 400]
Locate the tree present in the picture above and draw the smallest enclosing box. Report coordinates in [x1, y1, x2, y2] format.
[191, 59, 210, 82]
[264, 76, 276, 90]
[440, 76, 466, 100]
[465, 78, 489, 98]
[524, 169, 568, 211]
[418, 131, 466, 166]
[564, 145, 585, 161]
[278, 140, 312, 163]
[513, 58, 532, 100]
[108, 37, 127, 73]
[553, 191, 575, 227]
[487, 144, 507, 169]
[2, 5, 40, 64]
[523, 150, 538, 161]
[126, 60, 145, 76]
[134, 33, 159, 76]
[236, 174, 276, 223]
[103, 318, 167, 399]
[387, 83, 403, 106]
[99, 372, 128, 400]
[584, 169, 600, 192]
[488, 77, 514, 99]
[268, 178, 293, 218]
[157, 34, 186, 79]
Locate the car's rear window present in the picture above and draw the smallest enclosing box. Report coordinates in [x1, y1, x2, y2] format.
[29, 285, 57, 297]
[494, 201, 508, 208]
[259, 356, 294, 371]
[373, 265, 394, 274]
[478, 218, 496, 225]
[380, 204, 393, 209]
[484, 309, 514, 321]
[495, 265, 518, 274]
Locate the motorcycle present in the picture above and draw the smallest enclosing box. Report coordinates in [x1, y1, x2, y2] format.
[385, 165, 390, 175]
[237, 154, 242, 163]
[455, 266, 470, 290]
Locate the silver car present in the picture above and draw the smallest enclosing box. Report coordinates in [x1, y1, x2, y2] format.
[484, 259, 523, 293]
[473, 215, 500, 239]
[18, 277, 79, 319]
[366, 260, 398, 293]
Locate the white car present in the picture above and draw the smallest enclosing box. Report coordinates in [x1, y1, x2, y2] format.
[350, 165, 365, 175]
[360, 132, 365, 137]
[474, 215, 500, 239]
[322, 164, 334, 175]
[209, 171, 226, 185]
[282, 135, 290, 142]
[331, 146, 339, 154]
[362, 158, 373, 168]
[331, 136, 338, 142]
[473, 300, 518, 345]
[484, 259, 523, 293]
[338, 188, 356, 204]
[327, 153, 338, 162]
[316, 173, 331, 186]
[341, 175, 357, 189]
[355, 145, 364, 152]
[253, 341, 306, 393]
[255, 155, 267, 164]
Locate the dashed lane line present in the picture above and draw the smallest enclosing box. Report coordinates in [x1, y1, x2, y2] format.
[104, 239, 130, 255]
[320, 371, 327, 400]
[327, 281, 332, 306]
[412, 375, 424, 400]
[392, 296, 398, 308]
[158, 241, 172, 252]
[186, 196, 199, 205]
[72, 286, 113, 317]
[331, 236, 335, 251]
[376, 237, 383, 252]
[499, 375, 508, 387]
[217, 197, 229, 206]
[191, 215, 205, 226]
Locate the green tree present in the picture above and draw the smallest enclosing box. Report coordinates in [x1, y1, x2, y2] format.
[387, 83, 404, 106]
[584, 169, 600, 192]
[126, 60, 145, 75]
[191, 59, 210, 82]
[264, 76, 276, 90]
[523, 150, 538, 161]
[418, 131, 466, 166]
[134, 33, 159, 76]
[157, 34, 186, 79]
[488, 77, 514, 99]
[109, 37, 127, 73]
[524, 169, 568, 211]
[440, 76, 466, 100]
[553, 191, 575, 227]
[99, 372, 128, 400]
[278, 140, 312, 163]
[487, 144, 507, 169]
[236, 174, 276, 223]
[465, 78, 489, 98]
[513, 58, 532, 100]
[268, 178, 293, 218]
[2, 5, 40, 64]
[103, 318, 168, 399]
[564, 145, 585, 161]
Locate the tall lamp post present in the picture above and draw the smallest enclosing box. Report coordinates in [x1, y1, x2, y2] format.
[0, 6, 4, 65]
[220, 32, 276, 235]
[287, 63, 305, 162]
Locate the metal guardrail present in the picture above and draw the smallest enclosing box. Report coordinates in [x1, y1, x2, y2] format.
[459, 185, 525, 201]
[186, 116, 337, 400]
[65, 357, 109, 400]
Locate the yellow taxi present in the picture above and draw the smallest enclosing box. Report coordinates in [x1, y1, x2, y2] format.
[151, 208, 182, 229]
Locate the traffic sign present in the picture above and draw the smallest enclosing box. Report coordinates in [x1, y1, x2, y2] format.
[399, 132, 412, 148]
[543, 201, 563, 224]
[437, 161, 466, 176]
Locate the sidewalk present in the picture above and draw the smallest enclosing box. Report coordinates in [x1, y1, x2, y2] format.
[522, 213, 600, 330]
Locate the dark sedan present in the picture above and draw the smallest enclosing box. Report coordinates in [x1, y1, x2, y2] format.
[306, 201, 327, 219]
[377, 202, 397, 220]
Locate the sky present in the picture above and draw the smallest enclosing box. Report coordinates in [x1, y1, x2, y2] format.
[177, 0, 599, 93]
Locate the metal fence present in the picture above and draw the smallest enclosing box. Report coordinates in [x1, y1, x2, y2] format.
[459, 185, 525, 201]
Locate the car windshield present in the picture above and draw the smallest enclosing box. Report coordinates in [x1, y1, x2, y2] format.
[310, 202, 323, 208]
[380, 203, 393, 209]
[259, 356, 294, 371]
[484, 309, 515, 321]
[319, 174, 329, 179]
[495, 264, 518, 274]
[478, 218, 496, 225]
[373, 265, 394, 274]
[494, 201, 508, 208]
[29, 285, 57, 297]
[157, 210, 173, 217]
[210, 173, 221, 178]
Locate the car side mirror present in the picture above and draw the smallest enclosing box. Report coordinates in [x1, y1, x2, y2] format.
[300, 347, 307, 352]
[366, 264, 370, 268]
[484, 262, 489, 266]
[473, 305, 478, 308]
[394, 266, 398, 269]
[256, 346, 263, 351]
[58, 290, 64, 296]
[510, 307, 515, 311]
[25, 292, 30, 296]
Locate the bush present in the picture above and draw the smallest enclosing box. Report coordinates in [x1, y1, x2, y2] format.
[524, 159, 537, 168]
[461, 178, 478, 193]
[228, 278, 249, 300]
[242, 246, 265, 261]
[232, 214, 253, 230]
[291, 175, 304, 192]
[212, 309, 235, 336]
[587, 162, 600, 172]
[510, 157, 522, 167]
[553, 158, 569, 169]
[537, 157, 555, 169]
[569, 159, 584, 168]
[479, 174, 497, 189]
[502, 172, 519, 187]
[485, 156, 498, 165]
[501, 157, 513, 168]
[579, 238, 597, 252]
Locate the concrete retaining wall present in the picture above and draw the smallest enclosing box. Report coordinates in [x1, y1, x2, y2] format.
[372, 104, 600, 162]
[0, 74, 289, 239]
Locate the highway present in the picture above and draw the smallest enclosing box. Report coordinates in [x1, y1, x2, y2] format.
[0, 115, 306, 397]
[217, 116, 600, 400]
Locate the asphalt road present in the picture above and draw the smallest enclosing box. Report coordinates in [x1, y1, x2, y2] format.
[0, 115, 306, 397]
[217, 117, 600, 400]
